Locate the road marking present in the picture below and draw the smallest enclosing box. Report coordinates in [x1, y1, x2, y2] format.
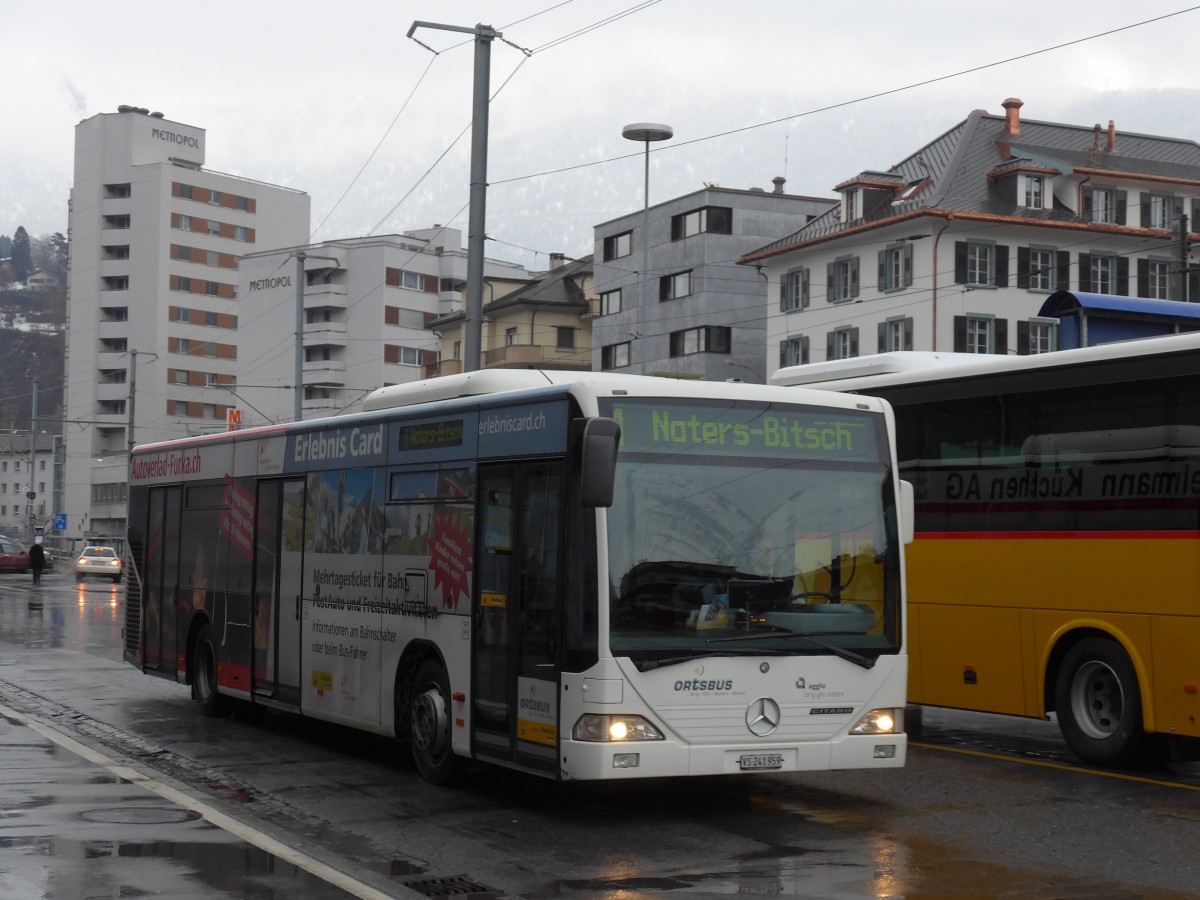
[0, 700, 411, 900]
[911, 740, 1200, 791]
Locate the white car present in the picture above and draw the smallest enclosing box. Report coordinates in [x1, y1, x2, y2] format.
[76, 546, 123, 582]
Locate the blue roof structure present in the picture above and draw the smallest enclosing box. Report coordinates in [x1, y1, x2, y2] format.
[1039, 291, 1200, 349]
[1039, 291, 1200, 320]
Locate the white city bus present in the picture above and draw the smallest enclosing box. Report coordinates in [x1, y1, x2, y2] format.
[124, 370, 911, 783]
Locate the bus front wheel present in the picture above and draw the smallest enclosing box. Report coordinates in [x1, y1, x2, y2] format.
[191, 625, 227, 717]
[409, 660, 462, 785]
[1054, 637, 1147, 767]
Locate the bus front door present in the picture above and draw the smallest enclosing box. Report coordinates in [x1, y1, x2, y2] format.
[473, 462, 564, 777]
[251, 478, 304, 707]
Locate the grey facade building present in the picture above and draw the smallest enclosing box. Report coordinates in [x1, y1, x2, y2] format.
[592, 181, 834, 381]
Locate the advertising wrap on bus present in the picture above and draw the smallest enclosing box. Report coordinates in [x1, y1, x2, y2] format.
[124, 373, 910, 785]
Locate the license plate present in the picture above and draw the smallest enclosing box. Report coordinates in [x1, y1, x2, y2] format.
[738, 753, 784, 771]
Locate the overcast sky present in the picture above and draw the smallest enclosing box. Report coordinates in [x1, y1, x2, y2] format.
[7, 1, 1200, 271]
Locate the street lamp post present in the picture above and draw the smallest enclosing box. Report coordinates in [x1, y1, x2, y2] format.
[621, 123, 673, 371]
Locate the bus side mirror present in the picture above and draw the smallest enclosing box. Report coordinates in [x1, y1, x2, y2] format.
[580, 417, 621, 508]
[899, 479, 915, 546]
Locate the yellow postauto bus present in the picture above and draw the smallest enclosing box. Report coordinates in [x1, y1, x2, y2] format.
[774, 335, 1200, 767]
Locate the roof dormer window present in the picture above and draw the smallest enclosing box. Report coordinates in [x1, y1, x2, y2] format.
[843, 189, 859, 222]
[1022, 174, 1044, 209]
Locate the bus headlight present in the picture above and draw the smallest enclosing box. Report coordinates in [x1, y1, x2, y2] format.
[573, 714, 664, 742]
[850, 708, 903, 735]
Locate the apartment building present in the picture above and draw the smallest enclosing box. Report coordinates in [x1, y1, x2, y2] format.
[235, 229, 534, 425]
[0, 433, 60, 542]
[592, 181, 834, 381]
[743, 99, 1200, 380]
[427, 253, 594, 376]
[64, 106, 310, 542]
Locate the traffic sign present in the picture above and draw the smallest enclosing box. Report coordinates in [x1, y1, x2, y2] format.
[53, 514, 67, 531]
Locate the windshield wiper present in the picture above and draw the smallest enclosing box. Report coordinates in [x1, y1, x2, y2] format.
[706, 631, 877, 670]
[635, 648, 790, 671]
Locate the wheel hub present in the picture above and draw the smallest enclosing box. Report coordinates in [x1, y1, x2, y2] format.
[412, 686, 449, 757]
[1070, 660, 1123, 740]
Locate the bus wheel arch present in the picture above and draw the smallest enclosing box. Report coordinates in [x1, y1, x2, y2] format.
[1049, 630, 1150, 767]
[189, 618, 227, 717]
[395, 644, 462, 785]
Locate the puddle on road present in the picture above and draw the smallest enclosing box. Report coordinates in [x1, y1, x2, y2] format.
[0, 832, 369, 899]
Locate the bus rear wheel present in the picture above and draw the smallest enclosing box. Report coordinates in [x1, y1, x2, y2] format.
[1054, 637, 1147, 767]
[191, 624, 227, 717]
[409, 660, 461, 785]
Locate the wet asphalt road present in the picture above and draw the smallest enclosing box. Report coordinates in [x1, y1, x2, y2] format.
[2, 571, 1200, 899]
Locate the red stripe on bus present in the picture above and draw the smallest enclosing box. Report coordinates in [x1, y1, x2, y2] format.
[916, 530, 1200, 540]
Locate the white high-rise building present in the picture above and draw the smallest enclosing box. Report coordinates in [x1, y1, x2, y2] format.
[235, 229, 533, 427]
[65, 106, 310, 544]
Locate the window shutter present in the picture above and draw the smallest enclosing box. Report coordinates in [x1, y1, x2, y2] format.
[801, 268, 810, 308]
[878, 249, 887, 291]
[1016, 246, 1030, 290]
[826, 262, 835, 302]
[954, 242, 968, 283]
[1116, 257, 1130, 296]
[1140, 192, 1150, 228]
[779, 277, 787, 312]
[878, 321, 886, 353]
[903, 318, 913, 350]
[904, 242, 913, 286]
[1189, 267, 1200, 304]
[994, 245, 1009, 288]
[849, 327, 859, 358]
[1137, 258, 1149, 296]
[953, 316, 967, 352]
[1173, 197, 1185, 228]
[849, 257, 860, 298]
[424, 275, 438, 293]
[1078, 254, 1093, 292]
[994, 318, 1008, 355]
[1116, 190, 1128, 226]
[1017, 320, 1030, 355]
[826, 332, 834, 360]
[1056, 251, 1070, 291]
[1082, 191, 1094, 220]
[801, 335, 809, 365]
[779, 340, 788, 369]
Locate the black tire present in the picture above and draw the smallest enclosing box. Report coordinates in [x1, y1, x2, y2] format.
[191, 624, 227, 717]
[409, 659, 462, 785]
[1054, 637, 1148, 767]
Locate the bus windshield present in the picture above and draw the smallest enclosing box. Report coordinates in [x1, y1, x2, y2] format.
[601, 398, 901, 668]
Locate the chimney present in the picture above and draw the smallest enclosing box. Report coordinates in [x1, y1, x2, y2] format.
[1107, 120, 1116, 152]
[1002, 98, 1023, 136]
[1093, 124, 1103, 152]
[772, 176, 786, 194]
[549, 252, 565, 270]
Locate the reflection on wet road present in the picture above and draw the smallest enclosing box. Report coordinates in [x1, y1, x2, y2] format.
[0, 706, 369, 899]
[3, 573, 1200, 899]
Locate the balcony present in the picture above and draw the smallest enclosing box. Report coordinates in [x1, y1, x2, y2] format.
[303, 284, 348, 310]
[99, 259, 129, 279]
[97, 321, 128, 341]
[485, 344, 544, 367]
[302, 321, 348, 346]
[302, 359, 346, 385]
[95, 382, 129, 403]
[302, 396, 344, 416]
[425, 359, 463, 378]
